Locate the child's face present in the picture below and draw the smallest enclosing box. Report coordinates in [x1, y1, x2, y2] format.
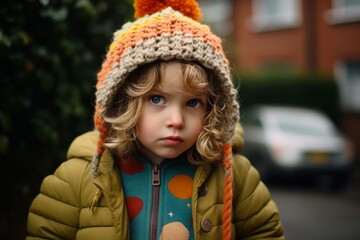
[136, 62, 208, 164]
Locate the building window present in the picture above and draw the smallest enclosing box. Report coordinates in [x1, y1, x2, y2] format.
[336, 60, 360, 112]
[250, 0, 301, 32]
[199, 0, 232, 36]
[326, 0, 360, 24]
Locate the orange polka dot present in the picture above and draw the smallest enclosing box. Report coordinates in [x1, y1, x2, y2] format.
[168, 174, 193, 199]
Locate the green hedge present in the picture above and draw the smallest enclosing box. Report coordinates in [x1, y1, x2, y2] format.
[0, 0, 132, 238]
[233, 72, 340, 125]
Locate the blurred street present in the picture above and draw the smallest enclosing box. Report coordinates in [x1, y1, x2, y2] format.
[269, 166, 360, 240]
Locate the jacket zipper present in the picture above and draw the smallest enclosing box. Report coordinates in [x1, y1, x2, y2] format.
[150, 164, 160, 240]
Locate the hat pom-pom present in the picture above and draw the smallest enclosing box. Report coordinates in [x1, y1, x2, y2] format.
[134, 0, 202, 22]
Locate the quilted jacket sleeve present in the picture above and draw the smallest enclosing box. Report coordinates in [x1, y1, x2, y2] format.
[232, 154, 284, 239]
[26, 158, 91, 240]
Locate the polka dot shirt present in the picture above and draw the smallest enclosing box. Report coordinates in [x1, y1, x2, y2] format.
[118, 154, 196, 240]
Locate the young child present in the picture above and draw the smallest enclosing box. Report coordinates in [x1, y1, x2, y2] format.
[26, 0, 284, 239]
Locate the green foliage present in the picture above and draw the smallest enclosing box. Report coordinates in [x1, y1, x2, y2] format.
[0, 0, 132, 238]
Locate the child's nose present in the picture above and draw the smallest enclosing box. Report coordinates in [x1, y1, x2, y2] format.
[166, 107, 184, 129]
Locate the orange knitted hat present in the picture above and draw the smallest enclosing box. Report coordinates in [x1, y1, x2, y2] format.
[93, 1, 238, 238]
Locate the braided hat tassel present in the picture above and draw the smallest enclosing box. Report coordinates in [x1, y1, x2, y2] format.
[222, 143, 233, 240]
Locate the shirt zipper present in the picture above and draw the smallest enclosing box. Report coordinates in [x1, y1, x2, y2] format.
[150, 164, 161, 240]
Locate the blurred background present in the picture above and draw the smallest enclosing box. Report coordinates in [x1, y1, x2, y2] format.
[1, 0, 359, 239]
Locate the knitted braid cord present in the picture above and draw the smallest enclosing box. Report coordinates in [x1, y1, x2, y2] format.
[222, 143, 233, 240]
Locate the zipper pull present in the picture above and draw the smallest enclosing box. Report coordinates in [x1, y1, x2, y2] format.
[152, 165, 160, 186]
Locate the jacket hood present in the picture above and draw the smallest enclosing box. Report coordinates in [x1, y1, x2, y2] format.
[67, 131, 100, 162]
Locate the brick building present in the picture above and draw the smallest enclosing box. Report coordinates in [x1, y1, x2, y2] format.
[230, 0, 360, 159]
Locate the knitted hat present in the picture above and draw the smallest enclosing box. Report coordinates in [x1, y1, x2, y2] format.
[93, 1, 239, 238]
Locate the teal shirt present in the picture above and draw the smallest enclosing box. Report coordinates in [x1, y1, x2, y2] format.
[118, 154, 196, 240]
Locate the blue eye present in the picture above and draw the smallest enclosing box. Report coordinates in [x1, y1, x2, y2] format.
[187, 99, 201, 108]
[150, 95, 165, 105]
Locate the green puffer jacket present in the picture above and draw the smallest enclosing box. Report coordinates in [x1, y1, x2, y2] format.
[26, 130, 284, 239]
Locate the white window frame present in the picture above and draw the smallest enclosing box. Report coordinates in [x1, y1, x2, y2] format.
[199, 0, 232, 36]
[335, 60, 360, 112]
[325, 0, 360, 24]
[249, 0, 301, 32]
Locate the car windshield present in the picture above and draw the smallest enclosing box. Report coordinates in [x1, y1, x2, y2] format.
[270, 110, 337, 137]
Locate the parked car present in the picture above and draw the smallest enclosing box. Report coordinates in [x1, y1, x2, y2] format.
[240, 105, 354, 189]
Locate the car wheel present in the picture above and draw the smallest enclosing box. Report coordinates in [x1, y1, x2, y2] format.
[248, 150, 271, 182]
[316, 174, 349, 191]
[330, 175, 349, 191]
